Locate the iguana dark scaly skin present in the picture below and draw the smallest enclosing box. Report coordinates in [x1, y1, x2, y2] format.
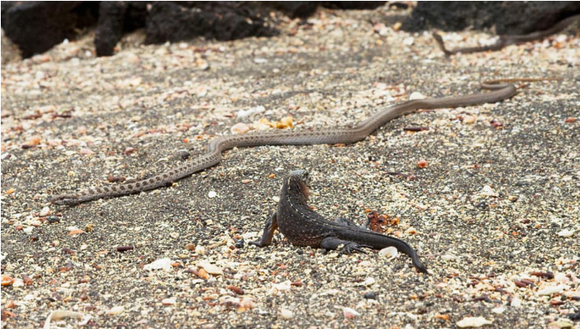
[250, 170, 428, 273]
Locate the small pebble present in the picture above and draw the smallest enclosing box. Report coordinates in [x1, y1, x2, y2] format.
[68, 229, 85, 236]
[116, 246, 134, 252]
[274, 116, 293, 128]
[235, 239, 244, 248]
[196, 268, 209, 279]
[228, 285, 245, 295]
[363, 291, 377, 299]
[124, 147, 136, 155]
[403, 37, 415, 46]
[21, 136, 41, 149]
[2, 276, 14, 286]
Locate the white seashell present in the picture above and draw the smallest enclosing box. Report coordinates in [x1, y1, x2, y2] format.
[343, 307, 360, 319]
[403, 37, 415, 46]
[231, 123, 250, 134]
[40, 206, 51, 217]
[379, 247, 398, 258]
[557, 229, 574, 237]
[162, 297, 176, 305]
[456, 316, 493, 327]
[442, 254, 458, 261]
[197, 261, 223, 275]
[548, 319, 574, 328]
[144, 258, 172, 271]
[280, 308, 294, 319]
[409, 91, 426, 100]
[195, 246, 206, 255]
[43, 310, 85, 329]
[554, 273, 569, 283]
[237, 105, 265, 118]
[363, 277, 376, 286]
[106, 306, 125, 315]
[538, 285, 565, 295]
[480, 185, 498, 197]
[491, 307, 505, 314]
[272, 280, 292, 291]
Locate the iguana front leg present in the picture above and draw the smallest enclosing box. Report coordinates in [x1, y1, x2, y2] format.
[249, 212, 279, 247]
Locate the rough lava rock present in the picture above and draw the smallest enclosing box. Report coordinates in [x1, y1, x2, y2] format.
[402, 2, 580, 34]
[1, 1, 98, 58]
[3, 1, 579, 58]
[144, 2, 277, 44]
[95, 2, 127, 57]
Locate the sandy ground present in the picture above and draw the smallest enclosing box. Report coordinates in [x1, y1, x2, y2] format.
[1, 6, 579, 329]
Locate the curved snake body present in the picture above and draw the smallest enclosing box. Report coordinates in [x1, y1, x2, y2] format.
[52, 79, 549, 205]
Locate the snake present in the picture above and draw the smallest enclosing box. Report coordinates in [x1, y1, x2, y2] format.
[432, 14, 579, 56]
[51, 78, 554, 205]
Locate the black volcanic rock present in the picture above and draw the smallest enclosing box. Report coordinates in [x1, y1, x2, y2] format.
[95, 2, 127, 57]
[402, 2, 580, 35]
[2, 1, 98, 58]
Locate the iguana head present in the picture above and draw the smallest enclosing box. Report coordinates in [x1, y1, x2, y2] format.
[285, 169, 310, 199]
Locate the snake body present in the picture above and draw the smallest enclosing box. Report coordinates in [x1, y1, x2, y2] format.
[52, 79, 550, 205]
[432, 14, 580, 55]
